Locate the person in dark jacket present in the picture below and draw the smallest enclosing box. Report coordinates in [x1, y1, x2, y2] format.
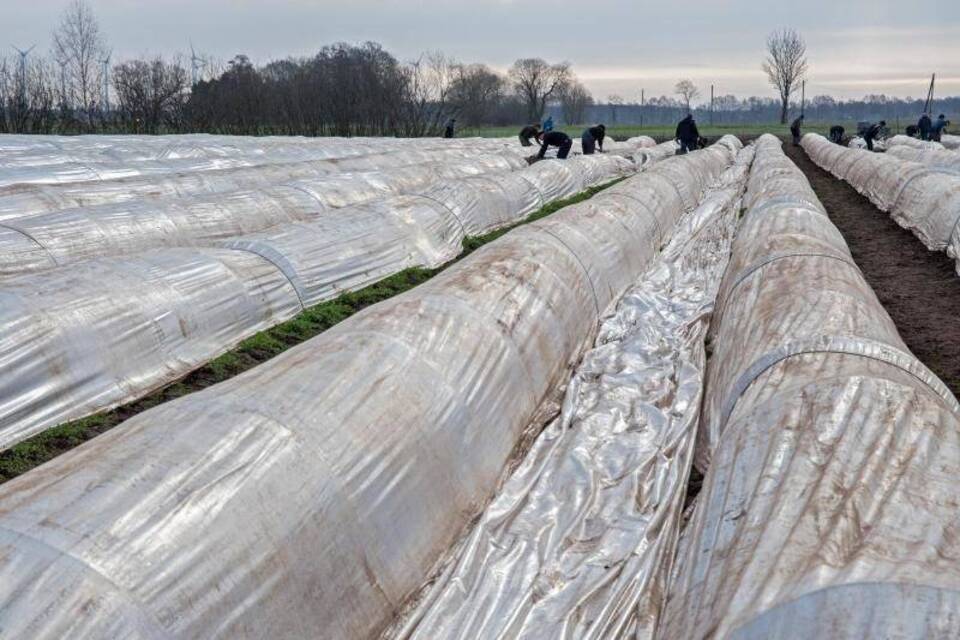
[918, 113, 932, 140]
[581, 124, 606, 155]
[790, 115, 804, 146]
[829, 125, 845, 144]
[443, 118, 456, 138]
[675, 115, 700, 155]
[536, 130, 573, 159]
[931, 114, 950, 142]
[519, 124, 539, 147]
[864, 120, 886, 151]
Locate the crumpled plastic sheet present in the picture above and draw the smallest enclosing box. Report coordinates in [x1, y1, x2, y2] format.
[0, 152, 640, 450]
[0, 156, 532, 277]
[0, 135, 527, 188]
[884, 134, 946, 151]
[886, 145, 960, 173]
[0, 139, 742, 640]
[661, 134, 960, 639]
[942, 134, 960, 150]
[0, 147, 527, 222]
[803, 133, 960, 272]
[390, 147, 752, 640]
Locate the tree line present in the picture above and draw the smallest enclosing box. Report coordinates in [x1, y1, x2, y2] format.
[0, 2, 954, 136]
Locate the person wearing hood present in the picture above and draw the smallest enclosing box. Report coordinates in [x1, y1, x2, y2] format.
[581, 124, 606, 155]
[536, 130, 573, 159]
[918, 113, 933, 140]
[519, 124, 540, 147]
[443, 118, 456, 138]
[542, 115, 554, 132]
[931, 114, 951, 142]
[790, 114, 805, 146]
[864, 120, 886, 151]
[675, 114, 700, 155]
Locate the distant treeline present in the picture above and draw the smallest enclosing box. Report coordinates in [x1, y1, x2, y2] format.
[0, 20, 955, 137]
[566, 95, 960, 128]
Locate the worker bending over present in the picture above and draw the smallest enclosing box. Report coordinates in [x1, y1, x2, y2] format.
[675, 114, 700, 155]
[863, 120, 886, 151]
[581, 124, 606, 155]
[931, 114, 951, 142]
[790, 115, 804, 146]
[829, 125, 845, 144]
[519, 124, 540, 147]
[537, 130, 573, 159]
[918, 113, 932, 140]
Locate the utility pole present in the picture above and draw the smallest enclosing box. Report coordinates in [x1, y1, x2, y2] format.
[924, 73, 936, 114]
[710, 84, 714, 125]
[640, 88, 644, 128]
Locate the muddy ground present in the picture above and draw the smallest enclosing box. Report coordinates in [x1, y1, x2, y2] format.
[784, 142, 960, 396]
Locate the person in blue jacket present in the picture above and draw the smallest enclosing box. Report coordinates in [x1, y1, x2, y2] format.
[931, 114, 951, 142]
[542, 115, 554, 132]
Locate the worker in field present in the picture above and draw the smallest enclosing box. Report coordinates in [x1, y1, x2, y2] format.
[918, 113, 932, 140]
[829, 125, 845, 144]
[675, 114, 700, 155]
[542, 115, 554, 132]
[931, 114, 950, 142]
[581, 124, 606, 155]
[536, 130, 573, 159]
[863, 120, 886, 151]
[443, 118, 456, 139]
[790, 115, 805, 146]
[519, 124, 540, 147]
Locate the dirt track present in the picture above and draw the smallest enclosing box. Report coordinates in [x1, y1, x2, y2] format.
[784, 142, 960, 396]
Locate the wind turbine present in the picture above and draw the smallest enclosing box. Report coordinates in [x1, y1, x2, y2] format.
[100, 51, 111, 113]
[11, 45, 35, 103]
[189, 40, 204, 86]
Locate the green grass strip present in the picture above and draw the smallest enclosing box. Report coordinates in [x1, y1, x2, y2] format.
[0, 177, 623, 483]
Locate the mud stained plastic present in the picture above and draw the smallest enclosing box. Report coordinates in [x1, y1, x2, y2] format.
[0, 139, 743, 639]
[661, 135, 960, 639]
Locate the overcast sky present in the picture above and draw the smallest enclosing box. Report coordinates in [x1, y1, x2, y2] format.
[4, 0, 959, 102]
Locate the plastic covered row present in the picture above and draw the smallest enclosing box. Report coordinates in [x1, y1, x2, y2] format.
[661, 134, 960, 639]
[0, 138, 740, 640]
[0, 137, 528, 190]
[0, 152, 642, 450]
[802, 133, 960, 271]
[0, 155, 531, 277]
[884, 134, 946, 151]
[395, 145, 753, 640]
[886, 145, 960, 173]
[0, 147, 527, 222]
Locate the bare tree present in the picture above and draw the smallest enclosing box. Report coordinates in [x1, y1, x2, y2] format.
[510, 58, 571, 123]
[763, 28, 808, 124]
[674, 79, 699, 113]
[113, 56, 189, 132]
[607, 94, 623, 124]
[449, 64, 504, 127]
[52, 0, 108, 128]
[402, 51, 459, 136]
[559, 81, 593, 125]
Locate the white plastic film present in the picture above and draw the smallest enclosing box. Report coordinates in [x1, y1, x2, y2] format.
[662, 134, 960, 639]
[803, 133, 960, 272]
[0, 152, 641, 450]
[393, 147, 751, 640]
[885, 134, 946, 151]
[0, 140, 741, 640]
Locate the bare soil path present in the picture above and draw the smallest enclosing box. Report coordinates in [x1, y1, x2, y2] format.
[784, 142, 960, 396]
